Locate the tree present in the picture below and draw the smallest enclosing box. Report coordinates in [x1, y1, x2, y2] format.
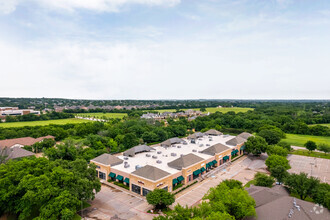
[258, 129, 281, 145]
[245, 136, 268, 156]
[270, 165, 288, 183]
[200, 108, 206, 112]
[254, 173, 275, 187]
[265, 155, 291, 170]
[304, 141, 317, 153]
[284, 172, 320, 200]
[146, 189, 175, 210]
[318, 143, 330, 155]
[204, 181, 256, 219]
[313, 183, 330, 209]
[222, 179, 243, 189]
[277, 141, 292, 151]
[0, 157, 101, 219]
[266, 145, 288, 157]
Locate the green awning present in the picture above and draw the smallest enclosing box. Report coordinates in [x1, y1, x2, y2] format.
[223, 156, 229, 161]
[212, 160, 217, 165]
[193, 169, 201, 176]
[109, 172, 116, 178]
[124, 177, 130, 184]
[177, 176, 184, 182]
[208, 162, 213, 166]
[200, 167, 206, 172]
[240, 145, 246, 150]
[236, 149, 239, 153]
[116, 175, 123, 181]
[173, 178, 178, 185]
[231, 151, 235, 155]
[206, 163, 210, 168]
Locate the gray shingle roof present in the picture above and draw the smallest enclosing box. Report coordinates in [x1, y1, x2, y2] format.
[225, 136, 246, 146]
[91, 153, 123, 166]
[200, 143, 230, 156]
[2, 147, 35, 161]
[204, 129, 223, 136]
[123, 145, 155, 157]
[131, 165, 171, 181]
[167, 153, 204, 170]
[237, 132, 253, 140]
[160, 137, 183, 147]
[187, 132, 204, 139]
[246, 185, 330, 220]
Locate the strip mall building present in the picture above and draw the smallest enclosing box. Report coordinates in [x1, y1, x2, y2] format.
[90, 130, 252, 196]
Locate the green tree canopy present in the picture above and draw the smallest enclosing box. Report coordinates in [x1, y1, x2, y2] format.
[313, 183, 330, 209]
[146, 189, 175, 210]
[317, 143, 330, 155]
[254, 172, 275, 187]
[265, 155, 291, 170]
[270, 165, 288, 183]
[245, 136, 268, 156]
[0, 157, 101, 219]
[284, 172, 320, 200]
[266, 145, 288, 157]
[304, 141, 317, 153]
[258, 129, 282, 145]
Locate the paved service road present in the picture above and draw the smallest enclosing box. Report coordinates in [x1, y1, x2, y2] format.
[82, 185, 155, 220]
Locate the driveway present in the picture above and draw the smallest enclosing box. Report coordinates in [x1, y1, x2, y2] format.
[82, 185, 155, 220]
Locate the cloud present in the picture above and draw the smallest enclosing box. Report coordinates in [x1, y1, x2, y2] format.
[0, 0, 181, 14]
[0, 0, 19, 14]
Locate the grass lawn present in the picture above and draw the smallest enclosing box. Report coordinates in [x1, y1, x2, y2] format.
[0, 118, 89, 128]
[76, 112, 127, 119]
[155, 107, 253, 114]
[244, 179, 256, 188]
[308, 123, 330, 128]
[283, 134, 330, 147]
[291, 149, 330, 159]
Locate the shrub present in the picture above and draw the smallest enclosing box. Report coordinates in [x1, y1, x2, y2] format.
[254, 173, 275, 187]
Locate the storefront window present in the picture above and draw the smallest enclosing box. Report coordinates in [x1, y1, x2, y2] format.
[132, 184, 141, 195]
[142, 188, 151, 196]
[99, 171, 106, 180]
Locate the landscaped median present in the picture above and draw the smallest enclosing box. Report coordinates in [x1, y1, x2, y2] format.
[290, 149, 330, 159]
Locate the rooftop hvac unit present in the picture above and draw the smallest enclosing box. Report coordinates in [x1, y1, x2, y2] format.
[124, 164, 130, 168]
[206, 144, 210, 146]
[124, 157, 129, 160]
[171, 153, 177, 157]
[183, 141, 188, 145]
[209, 139, 212, 141]
[177, 146, 181, 148]
[192, 149, 197, 152]
[199, 144, 204, 147]
[157, 151, 162, 154]
[152, 155, 158, 159]
[146, 154, 151, 157]
[180, 154, 184, 157]
[135, 165, 142, 170]
[124, 161, 128, 164]
[156, 160, 162, 164]
[198, 138, 203, 141]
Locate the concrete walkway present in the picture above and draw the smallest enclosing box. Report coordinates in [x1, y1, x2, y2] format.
[172, 155, 250, 208]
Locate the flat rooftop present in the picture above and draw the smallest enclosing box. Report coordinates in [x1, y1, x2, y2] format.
[113, 134, 236, 174]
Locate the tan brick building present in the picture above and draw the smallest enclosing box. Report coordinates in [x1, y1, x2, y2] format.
[90, 130, 252, 196]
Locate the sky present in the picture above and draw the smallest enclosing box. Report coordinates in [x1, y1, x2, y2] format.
[0, 0, 329, 100]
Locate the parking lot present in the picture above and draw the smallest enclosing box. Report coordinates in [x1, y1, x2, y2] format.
[288, 154, 330, 183]
[85, 154, 329, 219]
[83, 185, 154, 220]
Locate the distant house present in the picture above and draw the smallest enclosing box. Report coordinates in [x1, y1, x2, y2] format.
[0, 135, 55, 149]
[1, 147, 35, 162]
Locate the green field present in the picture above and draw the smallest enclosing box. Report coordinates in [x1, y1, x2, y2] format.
[0, 118, 89, 128]
[76, 112, 127, 119]
[283, 133, 330, 147]
[308, 123, 330, 128]
[155, 107, 253, 114]
[291, 149, 330, 160]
